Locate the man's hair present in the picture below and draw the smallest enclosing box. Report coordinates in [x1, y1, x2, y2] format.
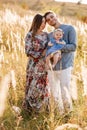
[44, 11, 54, 19]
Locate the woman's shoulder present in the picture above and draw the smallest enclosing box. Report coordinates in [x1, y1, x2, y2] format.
[26, 31, 32, 37]
[42, 31, 48, 36]
[40, 32, 48, 39]
[25, 31, 31, 38]
[25, 31, 32, 42]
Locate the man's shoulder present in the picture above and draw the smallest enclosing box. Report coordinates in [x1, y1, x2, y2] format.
[60, 24, 75, 32]
[61, 24, 74, 29]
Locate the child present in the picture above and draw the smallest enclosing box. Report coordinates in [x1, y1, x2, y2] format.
[46, 28, 66, 69]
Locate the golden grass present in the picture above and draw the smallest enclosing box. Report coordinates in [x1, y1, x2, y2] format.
[0, 5, 87, 130]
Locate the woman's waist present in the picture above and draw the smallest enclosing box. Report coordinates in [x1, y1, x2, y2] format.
[28, 55, 45, 62]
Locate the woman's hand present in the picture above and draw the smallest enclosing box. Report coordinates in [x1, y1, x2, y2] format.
[48, 42, 53, 46]
[42, 49, 46, 57]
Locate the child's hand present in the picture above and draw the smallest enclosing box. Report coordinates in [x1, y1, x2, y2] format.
[48, 42, 53, 46]
[58, 41, 66, 44]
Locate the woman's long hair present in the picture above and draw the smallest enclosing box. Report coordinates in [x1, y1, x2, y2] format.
[29, 14, 43, 41]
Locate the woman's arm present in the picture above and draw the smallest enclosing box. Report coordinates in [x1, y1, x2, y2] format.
[25, 32, 41, 58]
[25, 32, 48, 58]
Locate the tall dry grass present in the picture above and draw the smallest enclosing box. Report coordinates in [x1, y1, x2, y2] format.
[0, 8, 87, 130]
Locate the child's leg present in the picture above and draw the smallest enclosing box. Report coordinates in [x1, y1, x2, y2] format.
[53, 52, 61, 68]
[46, 55, 52, 69]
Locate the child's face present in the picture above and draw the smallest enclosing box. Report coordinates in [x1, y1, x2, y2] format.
[54, 31, 63, 40]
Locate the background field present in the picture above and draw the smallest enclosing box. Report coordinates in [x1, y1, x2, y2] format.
[0, 0, 87, 130]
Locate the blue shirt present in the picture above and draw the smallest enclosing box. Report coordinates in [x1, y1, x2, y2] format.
[46, 38, 65, 56]
[48, 24, 77, 70]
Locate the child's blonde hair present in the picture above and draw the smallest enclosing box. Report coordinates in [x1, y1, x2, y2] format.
[53, 28, 64, 34]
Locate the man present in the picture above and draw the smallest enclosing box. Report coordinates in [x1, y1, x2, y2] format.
[44, 11, 77, 113]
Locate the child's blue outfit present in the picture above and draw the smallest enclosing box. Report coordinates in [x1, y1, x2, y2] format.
[46, 38, 65, 57]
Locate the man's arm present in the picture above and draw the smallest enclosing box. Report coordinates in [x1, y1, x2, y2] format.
[61, 26, 77, 53]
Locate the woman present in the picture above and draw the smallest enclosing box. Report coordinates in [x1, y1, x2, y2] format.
[23, 14, 49, 112]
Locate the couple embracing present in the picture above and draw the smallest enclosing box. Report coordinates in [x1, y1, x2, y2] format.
[23, 11, 77, 115]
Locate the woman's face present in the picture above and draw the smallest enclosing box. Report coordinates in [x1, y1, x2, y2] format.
[39, 18, 46, 31]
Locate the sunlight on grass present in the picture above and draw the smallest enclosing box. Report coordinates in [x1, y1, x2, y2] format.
[0, 5, 87, 130]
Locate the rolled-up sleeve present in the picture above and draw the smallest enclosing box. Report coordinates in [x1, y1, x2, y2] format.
[61, 26, 77, 53]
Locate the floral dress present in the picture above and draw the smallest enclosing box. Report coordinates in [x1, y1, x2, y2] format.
[24, 31, 49, 111]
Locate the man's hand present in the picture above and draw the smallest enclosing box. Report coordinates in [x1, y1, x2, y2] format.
[58, 50, 61, 60]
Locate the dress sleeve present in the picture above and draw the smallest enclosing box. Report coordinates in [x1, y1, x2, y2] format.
[25, 32, 45, 58]
[25, 32, 31, 56]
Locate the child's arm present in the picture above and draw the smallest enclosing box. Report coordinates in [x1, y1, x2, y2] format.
[56, 40, 66, 44]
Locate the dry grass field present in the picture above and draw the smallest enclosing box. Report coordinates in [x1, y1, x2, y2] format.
[0, 1, 87, 130]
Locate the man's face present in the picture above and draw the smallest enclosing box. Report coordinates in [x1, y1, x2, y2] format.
[45, 13, 58, 26]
